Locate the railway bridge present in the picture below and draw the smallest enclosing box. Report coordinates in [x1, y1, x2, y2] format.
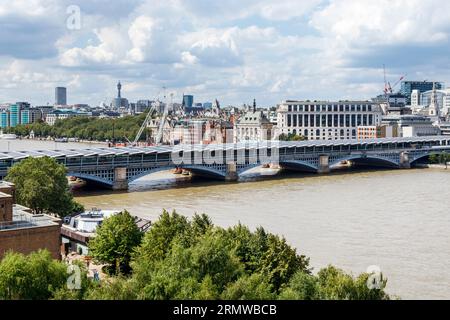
[0, 136, 449, 190]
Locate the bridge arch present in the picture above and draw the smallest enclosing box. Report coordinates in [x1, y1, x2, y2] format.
[409, 151, 444, 166]
[329, 154, 400, 169]
[68, 172, 114, 187]
[127, 164, 228, 182]
[279, 160, 319, 173]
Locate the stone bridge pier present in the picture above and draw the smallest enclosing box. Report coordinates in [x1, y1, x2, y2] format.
[318, 155, 330, 174]
[399, 152, 411, 169]
[225, 162, 238, 181]
[112, 167, 129, 191]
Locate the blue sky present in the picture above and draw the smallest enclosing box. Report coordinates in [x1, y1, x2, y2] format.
[0, 0, 449, 107]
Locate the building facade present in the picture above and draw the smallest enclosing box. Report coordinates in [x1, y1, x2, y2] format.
[234, 100, 273, 142]
[0, 103, 31, 128]
[55, 87, 67, 106]
[0, 182, 61, 260]
[45, 110, 89, 126]
[276, 100, 383, 140]
[400, 81, 443, 104]
[381, 115, 440, 137]
[357, 125, 396, 139]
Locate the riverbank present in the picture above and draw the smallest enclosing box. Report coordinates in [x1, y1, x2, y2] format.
[75, 168, 450, 299]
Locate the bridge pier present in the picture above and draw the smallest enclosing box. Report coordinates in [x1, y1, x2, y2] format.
[112, 167, 129, 190]
[318, 155, 330, 174]
[225, 162, 238, 181]
[399, 152, 411, 169]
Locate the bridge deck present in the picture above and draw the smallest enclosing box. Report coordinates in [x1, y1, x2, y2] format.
[0, 136, 449, 161]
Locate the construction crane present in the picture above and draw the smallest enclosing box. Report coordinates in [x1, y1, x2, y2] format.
[131, 87, 171, 146]
[132, 105, 157, 146]
[383, 64, 407, 95]
[155, 92, 172, 144]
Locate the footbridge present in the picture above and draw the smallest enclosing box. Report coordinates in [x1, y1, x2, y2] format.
[0, 136, 449, 190]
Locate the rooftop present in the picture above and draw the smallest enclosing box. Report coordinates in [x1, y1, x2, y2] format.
[0, 205, 60, 232]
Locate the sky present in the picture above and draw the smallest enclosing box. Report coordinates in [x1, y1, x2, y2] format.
[0, 0, 449, 107]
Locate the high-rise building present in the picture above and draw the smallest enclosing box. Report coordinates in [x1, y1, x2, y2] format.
[0, 110, 8, 128]
[182, 95, 194, 110]
[112, 81, 129, 110]
[55, 87, 67, 105]
[400, 81, 443, 104]
[9, 104, 19, 127]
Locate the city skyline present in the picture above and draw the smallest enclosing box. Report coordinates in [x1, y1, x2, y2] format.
[1, 0, 450, 107]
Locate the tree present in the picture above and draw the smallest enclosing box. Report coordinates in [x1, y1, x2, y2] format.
[0, 250, 68, 300]
[221, 273, 276, 300]
[5, 156, 83, 216]
[315, 265, 389, 300]
[88, 211, 143, 275]
[278, 133, 307, 141]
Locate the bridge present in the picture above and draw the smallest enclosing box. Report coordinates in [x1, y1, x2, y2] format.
[1, 136, 449, 190]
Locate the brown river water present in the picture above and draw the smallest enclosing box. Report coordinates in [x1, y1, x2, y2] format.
[3, 139, 450, 299]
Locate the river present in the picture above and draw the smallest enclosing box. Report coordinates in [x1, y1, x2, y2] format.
[3, 139, 450, 299]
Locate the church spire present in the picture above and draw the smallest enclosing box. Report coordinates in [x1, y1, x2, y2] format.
[253, 98, 256, 113]
[429, 82, 439, 117]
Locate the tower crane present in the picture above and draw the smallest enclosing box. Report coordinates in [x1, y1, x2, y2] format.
[383, 65, 407, 95]
[131, 87, 171, 147]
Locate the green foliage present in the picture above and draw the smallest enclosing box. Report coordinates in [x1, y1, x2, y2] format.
[221, 273, 276, 300]
[88, 211, 143, 275]
[429, 152, 450, 165]
[5, 157, 83, 216]
[0, 212, 391, 301]
[278, 133, 307, 141]
[10, 112, 153, 142]
[0, 250, 68, 300]
[279, 271, 318, 300]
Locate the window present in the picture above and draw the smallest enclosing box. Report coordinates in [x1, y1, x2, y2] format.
[304, 115, 309, 126]
[310, 115, 314, 127]
[298, 114, 303, 126]
[339, 105, 344, 112]
[305, 105, 309, 112]
[316, 115, 320, 127]
[287, 114, 292, 127]
[288, 105, 292, 112]
[293, 114, 297, 127]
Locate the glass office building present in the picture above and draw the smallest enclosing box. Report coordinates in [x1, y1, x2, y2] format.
[0, 111, 8, 128]
[400, 81, 444, 104]
[9, 104, 19, 127]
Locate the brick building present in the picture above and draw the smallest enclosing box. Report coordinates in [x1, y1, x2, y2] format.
[0, 182, 62, 260]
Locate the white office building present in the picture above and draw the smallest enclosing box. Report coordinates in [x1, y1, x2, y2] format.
[276, 100, 383, 140]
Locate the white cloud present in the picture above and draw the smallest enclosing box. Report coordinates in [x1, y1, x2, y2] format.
[2, 0, 450, 106]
